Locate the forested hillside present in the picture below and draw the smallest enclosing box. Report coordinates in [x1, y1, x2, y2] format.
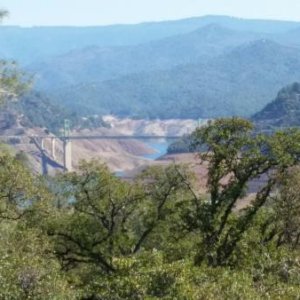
[1, 16, 300, 121]
[50, 40, 300, 118]
[168, 82, 300, 154]
[0, 92, 108, 134]
[253, 82, 300, 129]
[29, 25, 264, 90]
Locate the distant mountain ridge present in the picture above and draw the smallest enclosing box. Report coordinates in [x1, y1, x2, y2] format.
[49, 39, 300, 119]
[3, 15, 300, 123]
[29, 24, 265, 90]
[1, 15, 300, 64]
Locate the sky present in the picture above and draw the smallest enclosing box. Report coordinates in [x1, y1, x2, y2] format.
[2, 0, 300, 27]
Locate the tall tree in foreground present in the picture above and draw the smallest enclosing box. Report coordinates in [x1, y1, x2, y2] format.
[0, 9, 29, 104]
[46, 161, 192, 274]
[0, 152, 76, 298]
[273, 166, 300, 248]
[188, 118, 300, 266]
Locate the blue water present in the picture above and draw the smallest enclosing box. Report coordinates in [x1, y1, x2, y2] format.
[142, 139, 170, 160]
[114, 139, 170, 177]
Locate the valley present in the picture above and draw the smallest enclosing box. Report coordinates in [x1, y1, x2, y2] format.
[3, 15, 300, 121]
[3, 3, 300, 297]
[0, 115, 198, 175]
[1, 15, 300, 176]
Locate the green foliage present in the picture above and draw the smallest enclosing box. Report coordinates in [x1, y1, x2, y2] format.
[186, 118, 300, 266]
[0, 152, 39, 220]
[271, 166, 300, 248]
[0, 152, 76, 298]
[0, 225, 76, 299]
[43, 161, 194, 277]
[0, 12, 30, 105]
[0, 60, 30, 104]
[2, 118, 300, 298]
[61, 249, 300, 299]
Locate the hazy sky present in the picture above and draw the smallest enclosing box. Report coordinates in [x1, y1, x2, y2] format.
[2, 0, 300, 26]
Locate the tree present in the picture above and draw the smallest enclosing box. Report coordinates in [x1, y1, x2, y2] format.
[0, 151, 76, 298]
[187, 117, 300, 266]
[0, 10, 30, 104]
[0, 152, 38, 220]
[0, 225, 76, 299]
[272, 166, 300, 248]
[42, 160, 193, 296]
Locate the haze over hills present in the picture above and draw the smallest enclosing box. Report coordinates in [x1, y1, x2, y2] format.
[49, 39, 300, 119]
[2, 15, 300, 124]
[0, 92, 108, 135]
[5, 2, 300, 296]
[29, 24, 265, 90]
[2, 15, 300, 65]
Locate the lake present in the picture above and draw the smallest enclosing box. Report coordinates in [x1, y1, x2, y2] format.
[142, 139, 171, 160]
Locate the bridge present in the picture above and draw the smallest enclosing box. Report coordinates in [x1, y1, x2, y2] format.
[0, 133, 182, 173]
[0, 119, 203, 173]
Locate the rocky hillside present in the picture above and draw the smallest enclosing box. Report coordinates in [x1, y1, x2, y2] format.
[0, 104, 196, 174]
[252, 82, 300, 129]
[1, 91, 108, 134]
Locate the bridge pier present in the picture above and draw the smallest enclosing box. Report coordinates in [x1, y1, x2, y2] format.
[63, 138, 72, 172]
[41, 138, 45, 151]
[51, 138, 56, 160]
